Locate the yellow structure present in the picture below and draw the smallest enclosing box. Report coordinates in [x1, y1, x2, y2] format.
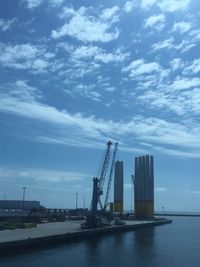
[114, 201, 123, 213]
[135, 201, 154, 218]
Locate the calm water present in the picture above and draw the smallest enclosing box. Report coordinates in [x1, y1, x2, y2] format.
[0, 217, 200, 267]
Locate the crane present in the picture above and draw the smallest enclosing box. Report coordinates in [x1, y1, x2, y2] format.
[91, 141, 112, 213]
[104, 142, 118, 210]
[81, 141, 118, 229]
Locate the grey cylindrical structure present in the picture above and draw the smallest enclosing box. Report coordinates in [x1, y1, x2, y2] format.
[134, 155, 154, 219]
[114, 161, 123, 213]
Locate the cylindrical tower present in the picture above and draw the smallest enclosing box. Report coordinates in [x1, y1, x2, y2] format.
[114, 161, 123, 213]
[134, 155, 154, 219]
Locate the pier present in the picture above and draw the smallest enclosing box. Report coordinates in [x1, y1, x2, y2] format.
[0, 218, 172, 251]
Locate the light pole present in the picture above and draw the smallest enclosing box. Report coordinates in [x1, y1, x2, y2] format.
[22, 187, 27, 210]
[131, 174, 134, 213]
[76, 192, 78, 210]
[162, 206, 165, 217]
[83, 196, 85, 209]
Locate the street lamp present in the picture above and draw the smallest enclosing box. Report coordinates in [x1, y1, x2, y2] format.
[162, 206, 165, 217]
[22, 187, 27, 210]
[83, 196, 85, 209]
[76, 192, 78, 210]
[131, 174, 134, 213]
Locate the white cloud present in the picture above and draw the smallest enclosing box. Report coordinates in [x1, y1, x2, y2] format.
[100, 6, 119, 23]
[52, 6, 119, 42]
[152, 37, 174, 50]
[139, 85, 200, 117]
[144, 14, 166, 31]
[184, 189, 200, 195]
[48, 0, 64, 6]
[170, 58, 184, 71]
[152, 37, 194, 53]
[23, 0, 42, 8]
[123, 1, 135, 13]
[0, 18, 17, 31]
[158, 0, 190, 12]
[0, 166, 86, 183]
[70, 45, 129, 64]
[58, 59, 100, 80]
[130, 117, 200, 150]
[1, 88, 200, 157]
[7, 80, 41, 102]
[182, 88, 200, 114]
[73, 45, 99, 58]
[171, 77, 200, 90]
[184, 59, 200, 74]
[155, 187, 167, 192]
[64, 84, 101, 102]
[181, 43, 195, 53]
[23, 0, 64, 8]
[189, 30, 200, 42]
[104, 87, 116, 92]
[173, 40, 194, 53]
[140, 0, 156, 9]
[140, 0, 191, 12]
[0, 43, 54, 73]
[137, 65, 200, 116]
[122, 59, 161, 77]
[172, 21, 192, 33]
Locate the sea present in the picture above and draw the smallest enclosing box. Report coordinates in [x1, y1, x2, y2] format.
[0, 216, 200, 267]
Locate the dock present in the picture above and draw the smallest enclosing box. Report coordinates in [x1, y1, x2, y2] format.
[0, 218, 172, 251]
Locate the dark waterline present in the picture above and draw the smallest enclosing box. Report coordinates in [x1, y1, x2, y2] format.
[0, 217, 200, 267]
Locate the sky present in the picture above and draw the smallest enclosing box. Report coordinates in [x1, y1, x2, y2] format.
[0, 0, 200, 212]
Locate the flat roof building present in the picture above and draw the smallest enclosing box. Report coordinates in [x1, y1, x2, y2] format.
[0, 200, 41, 210]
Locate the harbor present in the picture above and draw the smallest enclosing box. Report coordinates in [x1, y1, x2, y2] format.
[0, 218, 172, 251]
[0, 142, 172, 252]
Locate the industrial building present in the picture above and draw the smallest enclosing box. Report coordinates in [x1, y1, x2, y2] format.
[0, 200, 41, 210]
[134, 155, 154, 219]
[114, 161, 124, 213]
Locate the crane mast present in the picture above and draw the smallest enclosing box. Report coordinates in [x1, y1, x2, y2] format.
[91, 141, 112, 213]
[98, 140, 112, 191]
[81, 140, 118, 229]
[104, 142, 118, 210]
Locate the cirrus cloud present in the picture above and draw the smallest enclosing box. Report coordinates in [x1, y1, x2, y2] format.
[52, 6, 120, 42]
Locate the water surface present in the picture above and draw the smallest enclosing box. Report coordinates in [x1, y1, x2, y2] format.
[0, 217, 199, 267]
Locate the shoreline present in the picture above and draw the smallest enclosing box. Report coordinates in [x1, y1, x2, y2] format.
[0, 219, 172, 251]
[155, 213, 200, 217]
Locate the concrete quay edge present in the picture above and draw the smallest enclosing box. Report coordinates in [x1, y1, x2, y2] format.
[0, 219, 172, 251]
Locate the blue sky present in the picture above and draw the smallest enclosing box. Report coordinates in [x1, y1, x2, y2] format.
[0, 0, 200, 212]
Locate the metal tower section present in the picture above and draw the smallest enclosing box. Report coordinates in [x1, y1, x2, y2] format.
[82, 141, 115, 229]
[92, 141, 112, 210]
[114, 161, 124, 213]
[134, 155, 154, 219]
[98, 141, 112, 192]
[104, 142, 118, 210]
[91, 177, 99, 214]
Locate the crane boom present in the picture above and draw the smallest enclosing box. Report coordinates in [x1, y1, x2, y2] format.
[98, 141, 112, 193]
[104, 142, 118, 209]
[91, 141, 112, 213]
[81, 141, 118, 229]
